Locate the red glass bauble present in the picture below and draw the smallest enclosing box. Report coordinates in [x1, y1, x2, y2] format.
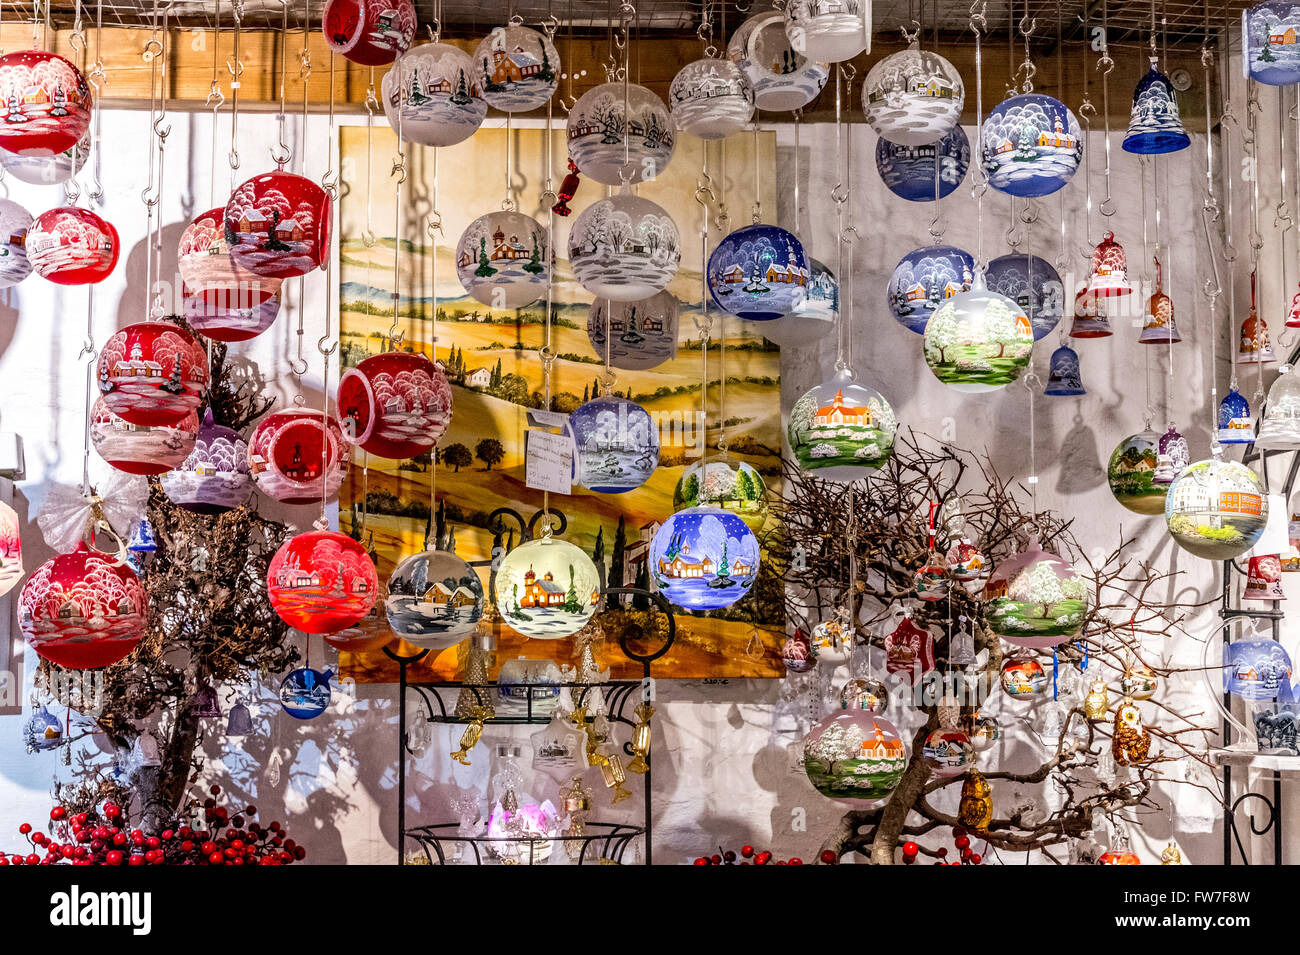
[247, 408, 349, 505]
[26, 207, 118, 284]
[322, 0, 416, 65]
[0, 51, 93, 156]
[0, 500, 22, 598]
[267, 531, 378, 633]
[336, 352, 451, 459]
[178, 207, 283, 341]
[91, 397, 198, 475]
[96, 322, 209, 427]
[18, 541, 147, 668]
[224, 173, 331, 279]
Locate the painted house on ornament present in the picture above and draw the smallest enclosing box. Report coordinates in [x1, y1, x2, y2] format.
[488, 47, 543, 85]
[813, 389, 873, 428]
[1037, 118, 1077, 150]
[491, 228, 530, 261]
[114, 342, 163, 380]
[423, 580, 477, 608]
[658, 544, 714, 579]
[520, 565, 566, 608]
[1271, 27, 1297, 44]
[275, 218, 305, 242]
[236, 209, 270, 235]
[860, 726, 905, 759]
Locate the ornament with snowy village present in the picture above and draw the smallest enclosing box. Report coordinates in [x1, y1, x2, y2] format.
[224, 173, 330, 279]
[337, 351, 451, 460]
[586, 291, 679, 370]
[862, 43, 964, 146]
[727, 9, 828, 112]
[322, 0, 416, 66]
[160, 411, 255, 514]
[1243, 1, 1300, 86]
[382, 42, 487, 147]
[0, 128, 88, 183]
[0, 198, 32, 288]
[96, 323, 208, 428]
[985, 253, 1065, 340]
[267, 531, 378, 634]
[472, 23, 559, 112]
[26, 207, 118, 284]
[385, 548, 484, 649]
[90, 398, 198, 476]
[669, 57, 754, 140]
[455, 210, 549, 309]
[0, 50, 92, 156]
[887, 244, 974, 333]
[247, 408, 350, 505]
[568, 191, 680, 301]
[782, 0, 870, 64]
[876, 125, 969, 202]
[566, 82, 675, 185]
[707, 223, 809, 320]
[567, 394, 659, 493]
[650, 506, 761, 611]
[495, 537, 601, 640]
[178, 207, 283, 342]
[980, 92, 1083, 198]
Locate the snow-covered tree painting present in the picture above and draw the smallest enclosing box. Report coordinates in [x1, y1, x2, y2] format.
[923, 293, 1033, 392]
[887, 244, 974, 333]
[985, 253, 1063, 340]
[875, 125, 969, 203]
[979, 93, 1083, 198]
[565, 84, 675, 185]
[1244, 3, 1300, 85]
[159, 419, 254, 514]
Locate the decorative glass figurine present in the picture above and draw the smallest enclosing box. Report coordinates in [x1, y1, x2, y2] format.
[1069, 286, 1113, 338]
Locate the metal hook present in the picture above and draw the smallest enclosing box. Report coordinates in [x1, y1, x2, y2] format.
[1018, 14, 1036, 37]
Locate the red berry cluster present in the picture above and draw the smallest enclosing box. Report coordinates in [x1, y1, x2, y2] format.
[693, 845, 804, 866]
[900, 827, 983, 866]
[0, 786, 305, 866]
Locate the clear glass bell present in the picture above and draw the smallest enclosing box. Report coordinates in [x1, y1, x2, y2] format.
[1254, 364, 1300, 449]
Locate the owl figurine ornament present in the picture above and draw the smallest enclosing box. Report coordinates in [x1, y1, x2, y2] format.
[958, 767, 993, 831]
[1083, 677, 1110, 719]
[1112, 698, 1151, 765]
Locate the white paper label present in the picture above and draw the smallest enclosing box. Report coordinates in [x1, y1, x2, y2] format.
[525, 430, 572, 494]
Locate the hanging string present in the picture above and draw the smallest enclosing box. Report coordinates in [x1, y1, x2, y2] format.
[228, 0, 242, 195]
[427, 151, 443, 547]
[969, 1, 988, 277]
[536, 13, 558, 536]
[695, 143, 715, 497]
[1246, 79, 1265, 406]
[832, 64, 849, 371]
[1098, 0, 1115, 221]
[1199, 7, 1222, 446]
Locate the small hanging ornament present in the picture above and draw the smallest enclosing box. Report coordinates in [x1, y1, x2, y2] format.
[599, 752, 633, 804]
[949, 618, 977, 666]
[1160, 840, 1184, 865]
[226, 699, 254, 737]
[1098, 827, 1141, 864]
[0, 198, 32, 289]
[840, 677, 890, 713]
[944, 538, 987, 581]
[560, 775, 594, 859]
[473, 23, 560, 112]
[1083, 676, 1110, 719]
[24, 703, 64, 753]
[566, 83, 675, 185]
[1088, 231, 1133, 296]
[1153, 424, 1190, 486]
[1044, 343, 1086, 396]
[627, 701, 655, 774]
[454, 210, 550, 310]
[1245, 554, 1286, 600]
[224, 173, 331, 279]
[966, 713, 1001, 750]
[728, 9, 828, 112]
[958, 768, 993, 831]
[782, 0, 870, 63]
[887, 244, 975, 334]
[980, 93, 1083, 198]
[923, 724, 973, 778]
[322, 0, 415, 65]
[914, 560, 948, 601]
[450, 717, 485, 765]
[96, 322, 209, 428]
[862, 41, 964, 146]
[1138, 257, 1181, 343]
[1216, 385, 1254, 444]
[883, 613, 936, 684]
[1112, 697, 1151, 765]
[1122, 59, 1191, 154]
[267, 531, 378, 634]
[569, 190, 681, 301]
[552, 159, 581, 216]
[1239, 271, 1276, 363]
[1068, 285, 1113, 338]
[530, 712, 587, 783]
[27, 207, 119, 284]
[1000, 655, 1049, 697]
[1287, 281, 1300, 328]
[1254, 363, 1300, 449]
[669, 58, 755, 141]
[781, 628, 817, 674]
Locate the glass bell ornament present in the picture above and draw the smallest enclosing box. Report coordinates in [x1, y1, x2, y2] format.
[1287, 280, 1300, 328]
[1243, 1, 1300, 86]
[178, 207, 282, 342]
[279, 667, 334, 720]
[382, 42, 486, 147]
[1239, 271, 1276, 363]
[1068, 286, 1113, 338]
[1254, 364, 1300, 449]
[887, 244, 974, 334]
[587, 291, 680, 370]
[26, 206, 118, 284]
[322, 0, 415, 65]
[1245, 553, 1286, 600]
[567, 394, 659, 493]
[1122, 59, 1191, 154]
[454, 210, 549, 309]
[473, 23, 560, 112]
[224, 173, 330, 279]
[649, 506, 760, 611]
[96, 322, 208, 428]
[787, 368, 899, 480]
[840, 677, 890, 712]
[980, 92, 1083, 198]
[875, 125, 969, 202]
[0, 128, 89, 183]
[0, 500, 22, 598]
[1088, 231, 1133, 296]
[1107, 430, 1166, 515]
[861, 42, 964, 146]
[247, 408, 349, 505]
[0, 198, 32, 288]
[1000, 656, 1049, 696]
[802, 708, 907, 801]
[707, 223, 810, 320]
[1153, 424, 1190, 486]
[267, 531, 378, 634]
[1137, 257, 1181, 343]
[568, 190, 680, 302]
[985, 253, 1065, 340]
[386, 548, 484, 648]
[672, 459, 768, 531]
[0, 51, 93, 155]
[160, 410, 254, 514]
[337, 351, 451, 459]
[923, 272, 1034, 393]
[983, 542, 1087, 647]
[1044, 344, 1086, 395]
[781, 629, 817, 673]
[727, 10, 828, 113]
[945, 538, 987, 581]
[566, 82, 675, 185]
[782, 0, 871, 64]
[495, 536, 601, 638]
[669, 58, 754, 140]
[949, 620, 977, 665]
[91, 398, 198, 476]
[126, 518, 157, 555]
[1165, 456, 1268, 560]
[1217, 385, 1254, 444]
[226, 699, 254, 737]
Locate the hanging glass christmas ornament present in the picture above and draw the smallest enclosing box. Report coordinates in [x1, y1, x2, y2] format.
[862, 43, 963, 146]
[568, 190, 680, 302]
[1287, 282, 1300, 327]
[455, 210, 549, 309]
[473, 23, 559, 112]
[1256, 363, 1300, 449]
[566, 394, 659, 493]
[980, 93, 1083, 197]
[1000, 656, 1049, 696]
[160, 410, 254, 514]
[1122, 60, 1191, 154]
[967, 714, 1001, 750]
[787, 368, 898, 479]
[727, 10, 828, 112]
[1217, 385, 1254, 444]
[876, 125, 970, 202]
[1107, 430, 1166, 514]
[1138, 257, 1180, 343]
[1112, 698, 1151, 765]
[783, 0, 870, 64]
[226, 699, 254, 736]
[841, 677, 890, 712]
[914, 559, 949, 601]
[1153, 424, 1190, 485]
[707, 223, 809, 320]
[945, 538, 988, 580]
[884, 614, 936, 683]
[759, 257, 839, 347]
[0, 128, 89, 183]
[887, 244, 974, 333]
[672, 460, 769, 530]
[247, 408, 350, 505]
[1119, 658, 1158, 700]
[26, 207, 118, 284]
[923, 274, 1034, 393]
[96, 323, 208, 428]
[280, 667, 334, 720]
[669, 58, 754, 140]
[184, 285, 282, 345]
[922, 726, 973, 778]
[803, 708, 906, 800]
[322, 0, 415, 65]
[985, 253, 1064, 340]
[495, 537, 600, 639]
[1165, 456, 1268, 560]
[1068, 286, 1113, 338]
[811, 617, 853, 666]
[781, 629, 817, 673]
[90, 399, 197, 476]
[382, 42, 486, 147]
[178, 207, 282, 342]
[1088, 231, 1133, 295]
[1044, 344, 1086, 395]
[1245, 554, 1286, 600]
[0, 51, 92, 155]
[1098, 831, 1142, 864]
[587, 291, 680, 370]
[1243, 1, 1300, 86]
[1224, 637, 1293, 698]
[268, 531, 378, 634]
[386, 548, 484, 648]
[649, 506, 760, 611]
[1239, 273, 1276, 362]
[24, 704, 63, 752]
[0, 500, 21, 598]
[337, 352, 451, 459]
[566, 82, 675, 185]
[983, 542, 1087, 647]
[0, 198, 32, 288]
[224, 173, 330, 279]
[18, 540, 147, 669]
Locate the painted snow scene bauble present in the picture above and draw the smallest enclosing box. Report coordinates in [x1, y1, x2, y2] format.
[803, 710, 906, 801]
[985, 253, 1065, 340]
[472, 24, 559, 112]
[669, 57, 754, 140]
[224, 172, 330, 279]
[672, 460, 769, 531]
[97, 323, 208, 428]
[924, 286, 1033, 392]
[178, 207, 283, 342]
[455, 210, 548, 309]
[876, 125, 969, 202]
[495, 538, 600, 640]
[649, 506, 760, 611]
[322, 0, 415, 66]
[887, 245, 974, 333]
[983, 544, 1087, 648]
[337, 351, 451, 459]
[247, 408, 350, 505]
[587, 291, 679, 370]
[1122, 63, 1191, 154]
[0, 128, 88, 183]
[1001, 657, 1049, 696]
[382, 42, 486, 147]
[567, 395, 659, 493]
[280, 667, 334, 720]
[18, 542, 147, 670]
[568, 191, 680, 302]
[385, 549, 484, 649]
[788, 371, 898, 480]
[757, 257, 838, 348]
[862, 45, 963, 146]
[727, 10, 828, 112]
[268, 531, 378, 634]
[707, 223, 809, 320]
[0, 51, 92, 156]
[783, 0, 870, 63]
[184, 285, 282, 345]
[160, 414, 253, 514]
[782, 630, 817, 673]
[566, 82, 675, 185]
[980, 93, 1083, 198]
[1107, 431, 1167, 515]
[91, 398, 198, 476]
[0, 500, 20, 598]
[945, 538, 988, 581]
[0, 198, 32, 288]
[1165, 457, 1268, 560]
[1244, 1, 1300, 86]
[922, 727, 973, 777]
[26, 207, 118, 284]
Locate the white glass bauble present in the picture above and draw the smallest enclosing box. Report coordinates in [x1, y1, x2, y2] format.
[472, 24, 559, 112]
[567, 190, 680, 301]
[382, 42, 486, 147]
[495, 538, 600, 639]
[455, 210, 549, 309]
[1165, 457, 1268, 560]
[728, 10, 828, 112]
[669, 57, 754, 140]
[566, 82, 675, 185]
[783, 0, 870, 63]
[862, 44, 964, 146]
[787, 368, 898, 481]
[386, 548, 484, 648]
[923, 282, 1033, 392]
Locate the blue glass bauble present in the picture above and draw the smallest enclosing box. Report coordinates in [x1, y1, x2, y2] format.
[280, 667, 334, 720]
[876, 125, 969, 202]
[566, 395, 659, 493]
[707, 223, 809, 320]
[650, 506, 760, 611]
[886, 245, 974, 334]
[1243, 2, 1300, 86]
[985, 253, 1064, 340]
[980, 93, 1083, 198]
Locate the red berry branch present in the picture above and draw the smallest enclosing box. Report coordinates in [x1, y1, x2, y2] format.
[693, 844, 804, 866]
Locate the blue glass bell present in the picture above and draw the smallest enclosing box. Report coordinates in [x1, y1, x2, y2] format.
[1217, 386, 1254, 444]
[875, 126, 970, 203]
[226, 700, 254, 736]
[190, 685, 221, 718]
[1122, 60, 1190, 155]
[1044, 345, 1085, 396]
[127, 517, 156, 553]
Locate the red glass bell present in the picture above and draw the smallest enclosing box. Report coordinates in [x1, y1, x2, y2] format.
[1286, 282, 1300, 329]
[97, 322, 209, 428]
[1069, 285, 1113, 338]
[1239, 271, 1276, 363]
[26, 207, 119, 284]
[18, 540, 147, 669]
[1245, 554, 1285, 600]
[91, 397, 199, 476]
[1138, 257, 1180, 344]
[0, 51, 92, 156]
[224, 173, 331, 279]
[267, 530, 378, 634]
[322, 0, 416, 66]
[247, 408, 350, 505]
[337, 352, 452, 459]
[1088, 231, 1132, 296]
[178, 207, 282, 341]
